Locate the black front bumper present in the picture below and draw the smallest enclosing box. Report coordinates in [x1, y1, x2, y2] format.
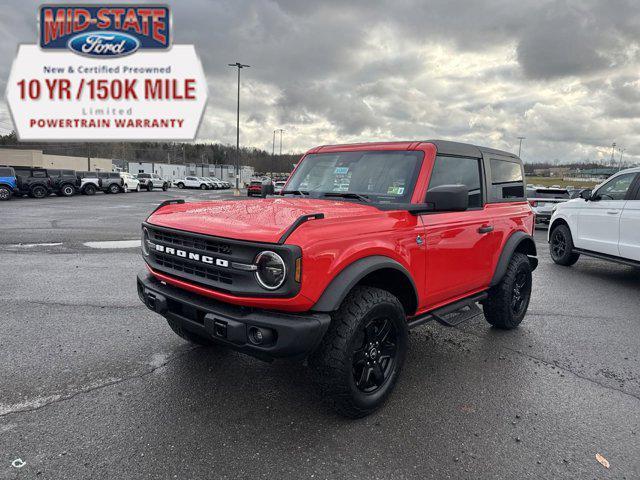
[137, 271, 331, 361]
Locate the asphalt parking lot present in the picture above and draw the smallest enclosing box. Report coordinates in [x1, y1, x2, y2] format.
[1, 190, 639, 479]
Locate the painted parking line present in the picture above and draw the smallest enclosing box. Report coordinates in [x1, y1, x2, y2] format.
[83, 240, 141, 249]
[4, 242, 63, 248]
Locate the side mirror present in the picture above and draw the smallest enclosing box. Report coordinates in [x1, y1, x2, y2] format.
[579, 189, 593, 200]
[424, 184, 469, 212]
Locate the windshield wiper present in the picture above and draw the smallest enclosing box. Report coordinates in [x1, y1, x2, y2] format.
[281, 190, 309, 196]
[322, 192, 371, 203]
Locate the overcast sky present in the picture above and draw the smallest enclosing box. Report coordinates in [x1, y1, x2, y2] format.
[1, 0, 639, 164]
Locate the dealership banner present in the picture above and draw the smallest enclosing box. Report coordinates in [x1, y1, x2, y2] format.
[5, 5, 207, 140]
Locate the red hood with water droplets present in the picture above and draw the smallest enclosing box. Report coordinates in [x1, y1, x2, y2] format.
[148, 197, 385, 243]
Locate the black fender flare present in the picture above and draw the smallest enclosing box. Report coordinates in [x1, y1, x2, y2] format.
[489, 231, 538, 287]
[311, 255, 418, 313]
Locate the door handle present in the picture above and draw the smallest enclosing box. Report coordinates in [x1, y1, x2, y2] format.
[606, 210, 620, 215]
[478, 225, 494, 234]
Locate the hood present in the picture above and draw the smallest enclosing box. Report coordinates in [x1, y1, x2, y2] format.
[147, 197, 384, 243]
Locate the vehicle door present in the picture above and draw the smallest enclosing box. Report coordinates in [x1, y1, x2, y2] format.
[619, 174, 640, 261]
[48, 169, 61, 190]
[421, 155, 496, 306]
[185, 176, 198, 188]
[13, 168, 30, 192]
[576, 172, 637, 256]
[32, 169, 49, 190]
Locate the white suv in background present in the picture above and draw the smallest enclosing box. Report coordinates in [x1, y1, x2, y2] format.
[548, 167, 640, 267]
[120, 172, 141, 192]
[173, 176, 212, 189]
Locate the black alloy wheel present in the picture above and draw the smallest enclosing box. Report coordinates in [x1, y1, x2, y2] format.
[511, 270, 531, 317]
[352, 318, 398, 393]
[549, 224, 580, 266]
[0, 186, 10, 200]
[31, 186, 47, 198]
[551, 228, 567, 259]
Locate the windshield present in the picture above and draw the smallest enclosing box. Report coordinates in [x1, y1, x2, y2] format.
[285, 151, 423, 203]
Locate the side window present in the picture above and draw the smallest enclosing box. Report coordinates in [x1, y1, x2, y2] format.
[0, 167, 14, 176]
[427, 156, 483, 208]
[32, 170, 47, 178]
[489, 159, 524, 201]
[596, 173, 636, 201]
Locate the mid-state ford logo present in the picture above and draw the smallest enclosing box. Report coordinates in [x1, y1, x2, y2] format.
[39, 5, 170, 56]
[68, 31, 140, 58]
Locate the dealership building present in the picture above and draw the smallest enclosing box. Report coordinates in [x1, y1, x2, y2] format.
[128, 161, 255, 184]
[0, 148, 112, 172]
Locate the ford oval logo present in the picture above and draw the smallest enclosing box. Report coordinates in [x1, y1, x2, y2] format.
[67, 31, 140, 58]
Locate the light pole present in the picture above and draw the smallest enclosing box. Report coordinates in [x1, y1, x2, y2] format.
[272, 128, 284, 179]
[610, 142, 616, 166]
[517, 136, 525, 157]
[272, 129, 276, 179]
[228, 62, 250, 193]
[278, 128, 285, 155]
[618, 147, 625, 171]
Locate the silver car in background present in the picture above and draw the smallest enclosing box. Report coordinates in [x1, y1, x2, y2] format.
[526, 187, 571, 226]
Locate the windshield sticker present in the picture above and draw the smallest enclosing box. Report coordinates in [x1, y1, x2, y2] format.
[387, 186, 406, 195]
[334, 167, 349, 175]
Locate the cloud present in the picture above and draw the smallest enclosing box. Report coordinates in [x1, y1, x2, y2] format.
[1, 0, 639, 163]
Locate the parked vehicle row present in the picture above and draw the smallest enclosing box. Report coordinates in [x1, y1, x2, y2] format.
[0, 165, 175, 200]
[173, 176, 231, 190]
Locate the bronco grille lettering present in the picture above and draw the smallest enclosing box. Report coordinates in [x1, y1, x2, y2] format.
[155, 244, 229, 268]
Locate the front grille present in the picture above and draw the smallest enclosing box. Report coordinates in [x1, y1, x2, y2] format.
[153, 251, 233, 285]
[144, 223, 300, 298]
[152, 229, 232, 255]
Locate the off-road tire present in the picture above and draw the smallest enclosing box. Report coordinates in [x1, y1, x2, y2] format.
[30, 185, 48, 199]
[83, 184, 96, 195]
[549, 224, 580, 266]
[166, 318, 218, 347]
[0, 186, 11, 201]
[309, 286, 408, 418]
[60, 184, 75, 197]
[483, 252, 532, 330]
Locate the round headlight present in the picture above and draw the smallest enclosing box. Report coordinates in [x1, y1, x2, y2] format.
[141, 227, 150, 256]
[254, 251, 286, 290]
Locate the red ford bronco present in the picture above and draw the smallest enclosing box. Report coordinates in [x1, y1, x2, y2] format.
[137, 140, 536, 417]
